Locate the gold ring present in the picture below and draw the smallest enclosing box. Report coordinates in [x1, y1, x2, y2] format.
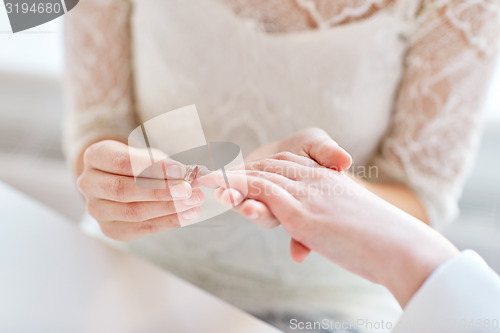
[184, 165, 201, 184]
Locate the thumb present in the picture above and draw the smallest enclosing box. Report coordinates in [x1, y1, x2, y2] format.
[305, 134, 352, 172]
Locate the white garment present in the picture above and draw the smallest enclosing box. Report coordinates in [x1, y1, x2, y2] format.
[395, 250, 500, 333]
[64, 0, 500, 229]
[63, 0, 500, 330]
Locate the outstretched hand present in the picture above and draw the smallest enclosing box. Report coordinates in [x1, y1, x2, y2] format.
[232, 128, 352, 261]
[198, 153, 459, 308]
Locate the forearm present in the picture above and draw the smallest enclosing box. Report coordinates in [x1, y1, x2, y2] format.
[360, 199, 459, 308]
[65, 0, 136, 179]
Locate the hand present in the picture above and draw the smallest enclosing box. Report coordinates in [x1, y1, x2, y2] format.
[202, 154, 459, 308]
[246, 127, 352, 170]
[236, 128, 352, 260]
[77, 140, 204, 241]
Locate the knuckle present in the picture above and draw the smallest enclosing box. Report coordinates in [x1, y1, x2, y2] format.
[109, 177, 126, 200]
[261, 158, 281, 172]
[247, 160, 263, 171]
[138, 221, 157, 234]
[113, 154, 130, 173]
[123, 202, 142, 221]
[100, 223, 123, 241]
[254, 159, 271, 171]
[86, 200, 99, 218]
[163, 200, 176, 214]
[83, 143, 97, 165]
[76, 175, 87, 193]
[152, 188, 167, 201]
[158, 214, 181, 228]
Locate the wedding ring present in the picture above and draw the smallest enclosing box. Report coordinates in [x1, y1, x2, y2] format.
[184, 164, 201, 184]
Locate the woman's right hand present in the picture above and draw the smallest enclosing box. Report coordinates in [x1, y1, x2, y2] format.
[77, 140, 205, 241]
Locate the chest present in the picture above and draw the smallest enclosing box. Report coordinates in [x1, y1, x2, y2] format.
[130, 0, 415, 165]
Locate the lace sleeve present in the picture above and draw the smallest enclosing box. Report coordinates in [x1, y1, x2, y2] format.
[62, 0, 137, 172]
[370, 0, 500, 229]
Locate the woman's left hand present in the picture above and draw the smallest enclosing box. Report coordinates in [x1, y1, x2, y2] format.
[200, 154, 459, 308]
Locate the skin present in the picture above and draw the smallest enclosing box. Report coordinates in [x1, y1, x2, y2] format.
[74, 128, 352, 241]
[76, 140, 205, 241]
[75, 129, 450, 307]
[199, 154, 459, 308]
[226, 128, 429, 260]
[75, 128, 428, 243]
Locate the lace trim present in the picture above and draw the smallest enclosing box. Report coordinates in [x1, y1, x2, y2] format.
[219, 0, 396, 33]
[372, 0, 500, 226]
[64, 0, 500, 227]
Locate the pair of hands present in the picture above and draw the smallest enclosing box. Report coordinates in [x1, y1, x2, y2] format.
[77, 128, 458, 308]
[77, 128, 350, 242]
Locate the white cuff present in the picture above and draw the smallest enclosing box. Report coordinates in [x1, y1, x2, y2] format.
[394, 250, 500, 333]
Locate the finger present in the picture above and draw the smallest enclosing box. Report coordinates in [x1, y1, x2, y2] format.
[229, 170, 307, 199]
[300, 130, 352, 172]
[290, 238, 311, 263]
[244, 159, 312, 181]
[214, 187, 280, 229]
[99, 207, 202, 241]
[79, 169, 192, 202]
[88, 188, 205, 222]
[268, 151, 319, 167]
[214, 187, 246, 207]
[197, 160, 306, 187]
[195, 170, 224, 189]
[214, 187, 225, 201]
[237, 199, 280, 229]
[209, 173, 303, 224]
[84, 140, 187, 179]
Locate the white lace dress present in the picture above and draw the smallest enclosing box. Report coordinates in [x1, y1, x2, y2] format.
[63, 0, 500, 331]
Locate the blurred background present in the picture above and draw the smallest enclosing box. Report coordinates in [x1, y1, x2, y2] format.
[1, 9, 499, 272]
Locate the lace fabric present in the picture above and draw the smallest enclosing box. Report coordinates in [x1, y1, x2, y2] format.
[63, 0, 137, 170]
[371, 0, 500, 228]
[63, 0, 500, 325]
[218, 0, 395, 32]
[63, 0, 500, 228]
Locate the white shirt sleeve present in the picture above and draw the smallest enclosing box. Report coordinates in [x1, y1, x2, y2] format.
[393, 250, 500, 333]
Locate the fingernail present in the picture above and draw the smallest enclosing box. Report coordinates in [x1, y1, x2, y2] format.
[183, 192, 200, 206]
[247, 213, 260, 220]
[166, 165, 184, 179]
[182, 209, 199, 220]
[170, 183, 190, 199]
[243, 209, 260, 220]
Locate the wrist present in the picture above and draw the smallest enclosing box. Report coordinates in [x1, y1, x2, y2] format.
[383, 220, 459, 308]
